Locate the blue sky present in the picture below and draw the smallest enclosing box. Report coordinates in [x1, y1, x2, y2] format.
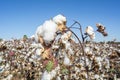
[0, 0, 120, 42]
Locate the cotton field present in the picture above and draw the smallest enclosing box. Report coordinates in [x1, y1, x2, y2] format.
[0, 14, 120, 80]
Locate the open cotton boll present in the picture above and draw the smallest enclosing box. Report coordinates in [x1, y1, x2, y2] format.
[56, 76, 61, 80]
[42, 20, 57, 43]
[50, 70, 57, 79]
[94, 74, 100, 79]
[105, 58, 110, 69]
[84, 47, 90, 53]
[89, 33, 95, 39]
[53, 14, 66, 24]
[65, 42, 71, 49]
[4, 74, 13, 80]
[43, 32, 55, 43]
[35, 25, 43, 42]
[86, 26, 94, 35]
[35, 20, 57, 43]
[64, 55, 70, 66]
[43, 20, 57, 33]
[68, 48, 74, 55]
[35, 48, 42, 56]
[0, 56, 2, 63]
[41, 71, 51, 80]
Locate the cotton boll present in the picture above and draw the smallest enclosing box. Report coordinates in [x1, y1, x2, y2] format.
[68, 48, 74, 55]
[43, 20, 57, 32]
[43, 32, 55, 43]
[35, 25, 43, 42]
[64, 55, 70, 66]
[84, 47, 90, 53]
[56, 76, 61, 80]
[0, 65, 5, 73]
[94, 74, 100, 79]
[5, 63, 10, 69]
[5, 74, 13, 80]
[31, 43, 44, 51]
[105, 58, 110, 69]
[95, 57, 102, 70]
[42, 20, 57, 43]
[90, 33, 95, 39]
[86, 26, 94, 35]
[35, 20, 57, 44]
[53, 14, 66, 24]
[52, 44, 59, 49]
[50, 70, 57, 79]
[86, 26, 95, 39]
[41, 71, 51, 80]
[0, 56, 2, 63]
[29, 58, 34, 62]
[35, 48, 42, 56]
[61, 33, 68, 43]
[65, 42, 71, 49]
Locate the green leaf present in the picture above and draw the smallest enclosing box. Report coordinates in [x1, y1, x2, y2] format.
[46, 61, 53, 72]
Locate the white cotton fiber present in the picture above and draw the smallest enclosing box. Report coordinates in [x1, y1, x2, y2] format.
[86, 26, 94, 36]
[35, 25, 43, 42]
[84, 47, 90, 53]
[35, 20, 57, 44]
[53, 14, 66, 24]
[64, 55, 70, 66]
[43, 20, 57, 33]
[35, 48, 42, 56]
[0, 56, 2, 63]
[41, 71, 51, 80]
[56, 76, 61, 80]
[50, 70, 57, 79]
[43, 32, 55, 44]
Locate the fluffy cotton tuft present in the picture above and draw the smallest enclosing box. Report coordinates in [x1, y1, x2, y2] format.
[41, 71, 51, 80]
[56, 76, 61, 80]
[35, 20, 57, 44]
[86, 26, 94, 35]
[35, 25, 43, 42]
[35, 48, 42, 56]
[53, 14, 66, 24]
[84, 47, 90, 53]
[64, 55, 70, 66]
[0, 56, 2, 63]
[50, 70, 57, 79]
[90, 33, 95, 39]
[86, 26, 95, 39]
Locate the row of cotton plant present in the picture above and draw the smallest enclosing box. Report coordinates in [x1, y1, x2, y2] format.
[0, 33, 120, 80]
[0, 14, 120, 80]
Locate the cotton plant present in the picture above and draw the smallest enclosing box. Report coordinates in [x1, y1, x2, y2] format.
[2, 14, 120, 80]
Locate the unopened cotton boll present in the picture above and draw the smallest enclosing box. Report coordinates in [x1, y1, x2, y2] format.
[53, 14, 66, 24]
